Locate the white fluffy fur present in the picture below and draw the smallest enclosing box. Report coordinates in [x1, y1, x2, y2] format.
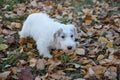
[19, 13, 76, 58]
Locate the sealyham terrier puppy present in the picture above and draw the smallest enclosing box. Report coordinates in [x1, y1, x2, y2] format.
[19, 13, 77, 58]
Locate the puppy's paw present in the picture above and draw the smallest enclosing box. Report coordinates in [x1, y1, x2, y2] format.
[43, 54, 53, 59]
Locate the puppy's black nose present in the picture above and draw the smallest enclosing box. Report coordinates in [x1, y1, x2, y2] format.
[67, 46, 72, 50]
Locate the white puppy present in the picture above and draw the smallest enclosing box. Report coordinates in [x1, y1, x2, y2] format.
[19, 13, 77, 58]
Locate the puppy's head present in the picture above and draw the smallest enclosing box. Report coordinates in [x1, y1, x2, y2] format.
[54, 24, 77, 51]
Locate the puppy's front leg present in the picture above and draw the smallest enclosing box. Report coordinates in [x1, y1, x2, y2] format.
[36, 40, 52, 58]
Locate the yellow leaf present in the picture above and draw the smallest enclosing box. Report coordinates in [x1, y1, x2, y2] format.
[80, 59, 89, 64]
[103, 18, 110, 23]
[107, 41, 113, 48]
[98, 37, 108, 42]
[85, 19, 92, 25]
[65, 68, 76, 71]
[57, 4, 62, 10]
[29, 58, 37, 67]
[27, 43, 33, 48]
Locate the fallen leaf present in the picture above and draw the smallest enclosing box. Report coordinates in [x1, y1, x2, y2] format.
[19, 38, 27, 45]
[85, 19, 92, 25]
[74, 78, 85, 80]
[98, 37, 108, 42]
[30, 0, 38, 7]
[18, 67, 34, 80]
[0, 71, 11, 80]
[65, 68, 76, 71]
[97, 54, 104, 61]
[0, 44, 8, 50]
[6, 36, 15, 44]
[36, 59, 46, 70]
[11, 22, 22, 28]
[50, 73, 62, 80]
[88, 67, 94, 76]
[2, 29, 16, 35]
[80, 58, 89, 64]
[57, 4, 62, 10]
[114, 38, 120, 45]
[114, 50, 120, 59]
[0, 27, 2, 34]
[93, 65, 105, 78]
[107, 41, 113, 48]
[27, 43, 33, 48]
[48, 61, 61, 71]
[0, 16, 3, 21]
[75, 48, 85, 55]
[29, 58, 37, 67]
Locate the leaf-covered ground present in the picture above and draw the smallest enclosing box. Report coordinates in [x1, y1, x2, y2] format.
[0, 0, 120, 80]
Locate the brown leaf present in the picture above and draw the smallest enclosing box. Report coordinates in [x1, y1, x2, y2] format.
[114, 50, 120, 59]
[0, 71, 11, 80]
[0, 27, 2, 34]
[19, 38, 27, 45]
[0, 16, 3, 22]
[11, 22, 22, 29]
[18, 67, 34, 80]
[50, 73, 62, 80]
[50, 70, 65, 80]
[114, 38, 120, 46]
[36, 59, 46, 70]
[48, 60, 61, 71]
[93, 65, 105, 78]
[97, 54, 104, 61]
[6, 36, 15, 44]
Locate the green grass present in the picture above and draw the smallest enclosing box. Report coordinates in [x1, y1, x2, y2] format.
[0, 52, 28, 72]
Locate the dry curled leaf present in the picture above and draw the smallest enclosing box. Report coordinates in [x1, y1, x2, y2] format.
[0, 71, 11, 80]
[18, 67, 34, 80]
[19, 38, 27, 45]
[97, 54, 104, 61]
[11, 22, 22, 29]
[6, 36, 15, 44]
[29, 58, 37, 67]
[57, 4, 62, 10]
[36, 59, 46, 70]
[75, 48, 85, 55]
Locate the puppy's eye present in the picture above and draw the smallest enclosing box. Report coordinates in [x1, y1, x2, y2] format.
[71, 35, 73, 38]
[61, 36, 65, 39]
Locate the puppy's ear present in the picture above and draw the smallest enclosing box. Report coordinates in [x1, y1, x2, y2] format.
[54, 28, 63, 40]
[73, 27, 78, 38]
[69, 24, 78, 38]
